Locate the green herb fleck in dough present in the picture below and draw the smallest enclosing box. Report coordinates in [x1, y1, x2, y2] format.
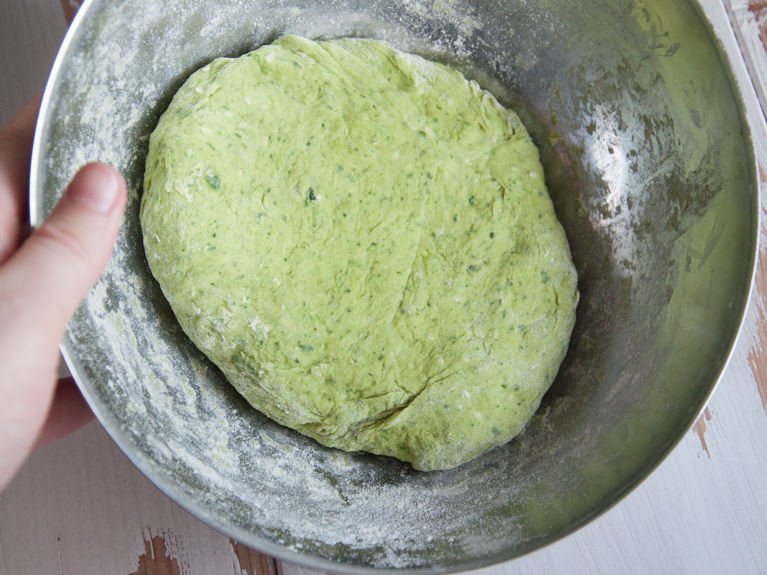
[140, 35, 579, 471]
[205, 173, 220, 190]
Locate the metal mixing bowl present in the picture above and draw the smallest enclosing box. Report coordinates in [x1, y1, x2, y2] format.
[31, 0, 758, 572]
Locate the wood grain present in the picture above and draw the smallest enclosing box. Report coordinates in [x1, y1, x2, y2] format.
[728, 0, 767, 119]
[747, 168, 767, 413]
[60, 0, 81, 25]
[692, 407, 713, 457]
[0, 0, 67, 125]
[129, 530, 181, 575]
[230, 539, 279, 575]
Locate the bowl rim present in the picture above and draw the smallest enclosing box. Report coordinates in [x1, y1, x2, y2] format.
[29, 0, 761, 572]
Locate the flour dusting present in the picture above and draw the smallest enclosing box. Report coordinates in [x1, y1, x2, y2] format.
[36, 1, 556, 569]
[32, 0, 742, 572]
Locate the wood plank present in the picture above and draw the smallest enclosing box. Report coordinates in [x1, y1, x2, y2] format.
[231, 539, 280, 575]
[60, 0, 82, 25]
[0, 0, 68, 125]
[727, 0, 767, 120]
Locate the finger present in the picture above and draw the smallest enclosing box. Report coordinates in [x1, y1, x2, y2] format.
[34, 377, 94, 448]
[2, 162, 126, 337]
[0, 162, 125, 489]
[0, 97, 41, 264]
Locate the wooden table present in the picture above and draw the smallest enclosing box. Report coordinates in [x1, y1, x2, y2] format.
[1, 1, 766, 574]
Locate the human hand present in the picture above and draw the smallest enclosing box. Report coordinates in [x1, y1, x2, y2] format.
[0, 99, 127, 491]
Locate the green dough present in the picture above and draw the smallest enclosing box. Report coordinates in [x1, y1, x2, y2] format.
[140, 36, 578, 471]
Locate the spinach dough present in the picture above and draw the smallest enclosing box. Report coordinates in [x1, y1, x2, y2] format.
[141, 36, 578, 471]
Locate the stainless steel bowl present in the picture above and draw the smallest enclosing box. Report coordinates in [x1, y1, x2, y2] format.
[31, 0, 758, 572]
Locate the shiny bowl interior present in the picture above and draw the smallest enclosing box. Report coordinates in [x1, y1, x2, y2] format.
[32, 0, 757, 572]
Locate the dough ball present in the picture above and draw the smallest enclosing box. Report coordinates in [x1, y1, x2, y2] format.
[141, 36, 578, 470]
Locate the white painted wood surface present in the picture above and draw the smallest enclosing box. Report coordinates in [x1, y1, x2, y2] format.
[1, 1, 767, 574]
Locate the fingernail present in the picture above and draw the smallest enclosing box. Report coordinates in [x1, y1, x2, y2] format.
[70, 163, 120, 213]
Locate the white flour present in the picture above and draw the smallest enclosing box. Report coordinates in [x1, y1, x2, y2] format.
[32, 0, 694, 571]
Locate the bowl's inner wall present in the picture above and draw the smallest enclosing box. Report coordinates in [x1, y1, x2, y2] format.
[36, 0, 755, 571]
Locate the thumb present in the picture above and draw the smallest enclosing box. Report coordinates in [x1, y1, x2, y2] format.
[4, 162, 126, 336]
